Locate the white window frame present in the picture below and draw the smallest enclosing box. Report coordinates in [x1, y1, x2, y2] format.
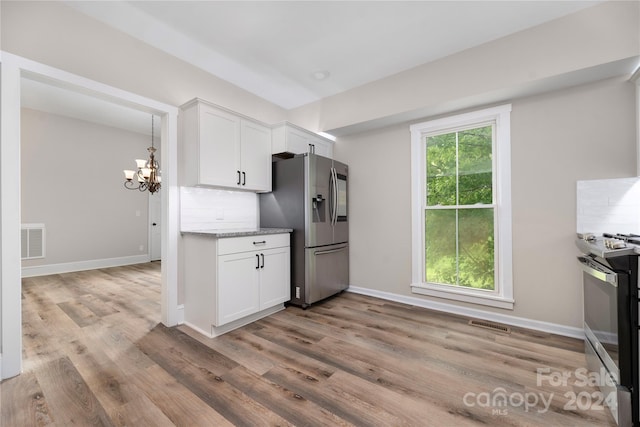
[410, 104, 514, 310]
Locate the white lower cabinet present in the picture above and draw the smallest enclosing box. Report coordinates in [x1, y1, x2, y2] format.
[217, 246, 289, 325]
[183, 233, 290, 338]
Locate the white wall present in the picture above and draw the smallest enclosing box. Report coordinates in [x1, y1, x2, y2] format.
[1, 0, 289, 311]
[335, 76, 637, 329]
[2, 0, 639, 337]
[0, 1, 287, 124]
[288, 1, 639, 136]
[21, 108, 151, 270]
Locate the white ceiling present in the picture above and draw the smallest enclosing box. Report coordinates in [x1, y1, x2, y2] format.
[67, 0, 603, 110]
[21, 78, 157, 136]
[24, 1, 604, 133]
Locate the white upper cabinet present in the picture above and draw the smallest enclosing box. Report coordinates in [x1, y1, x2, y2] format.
[181, 99, 272, 192]
[272, 122, 334, 158]
[241, 120, 272, 191]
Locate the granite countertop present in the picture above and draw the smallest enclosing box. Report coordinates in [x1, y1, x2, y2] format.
[181, 227, 293, 238]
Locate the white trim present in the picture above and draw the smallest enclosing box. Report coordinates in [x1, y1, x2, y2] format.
[0, 51, 180, 380]
[348, 286, 584, 340]
[184, 304, 284, 338]
[634, 69, 640, 176]
[411, 283, 514, 310]
[1, 55, 24, 380]
[176, 304, 185, 325]
[21, 255, 151, 278]
[409, 104, 513, 309]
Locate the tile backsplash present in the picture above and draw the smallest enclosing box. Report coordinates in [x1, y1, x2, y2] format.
[577, 177, 640, 235]
[180, 187, 258, 231]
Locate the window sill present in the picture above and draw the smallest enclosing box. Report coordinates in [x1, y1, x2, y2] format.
[411, 283, 514, 310]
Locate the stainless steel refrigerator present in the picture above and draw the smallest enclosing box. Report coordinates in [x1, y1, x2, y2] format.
[259, 153, 348, 307]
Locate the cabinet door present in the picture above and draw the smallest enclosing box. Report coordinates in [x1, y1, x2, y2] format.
[217, 252, 260, 326]
[199, 106, 241, 187]
[310, 137, 333, 158]
[286, 127, 313, 154]
[240, 120, 272, 192]
[259, 247, 291, 309]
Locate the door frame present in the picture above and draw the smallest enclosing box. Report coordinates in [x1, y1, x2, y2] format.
[0, 51, 181, 380]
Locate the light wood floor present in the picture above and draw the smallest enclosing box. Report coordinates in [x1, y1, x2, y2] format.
[2, 262, 615, 426]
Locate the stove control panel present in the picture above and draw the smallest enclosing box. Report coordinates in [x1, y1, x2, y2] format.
[604, 238, 628, 249]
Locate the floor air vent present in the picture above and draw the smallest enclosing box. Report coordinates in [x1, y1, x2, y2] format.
[468, 319, 511, 334]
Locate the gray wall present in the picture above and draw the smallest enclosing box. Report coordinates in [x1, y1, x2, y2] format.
[334, 76, 637, 328]
[21, 108, 151, 267]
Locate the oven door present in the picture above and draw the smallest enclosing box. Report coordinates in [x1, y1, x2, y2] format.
[578, 255, 633, 426]
[579, 255, 620, 379]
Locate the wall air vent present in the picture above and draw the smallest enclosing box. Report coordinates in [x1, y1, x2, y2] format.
[468, 319, 511, 334]
[21, 224, 45, 260]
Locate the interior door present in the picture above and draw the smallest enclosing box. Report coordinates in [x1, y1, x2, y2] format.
[149, 189, 161, 261]
[305, 154, 334, 248]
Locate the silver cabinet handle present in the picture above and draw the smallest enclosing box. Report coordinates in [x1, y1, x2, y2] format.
[577, 256, 617, 286]
[255, 254, 260, 269]
[253, 240, 266, 245]
[260, 253, 265, 269]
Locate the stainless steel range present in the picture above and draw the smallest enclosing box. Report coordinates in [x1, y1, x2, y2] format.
[576, 233, 640, 426]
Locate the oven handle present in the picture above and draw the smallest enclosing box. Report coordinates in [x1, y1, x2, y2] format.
[577, 256, 618, 287]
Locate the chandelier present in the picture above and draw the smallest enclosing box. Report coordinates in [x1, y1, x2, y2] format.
[123, 115, 161, 194]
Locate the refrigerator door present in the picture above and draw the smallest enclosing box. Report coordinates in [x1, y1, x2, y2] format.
[304, 243, 349, 305]
[305, 154, 334, 248]
[331, 159, 349, 244]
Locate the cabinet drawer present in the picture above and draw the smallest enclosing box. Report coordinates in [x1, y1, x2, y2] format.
[218, 233, 289, 255]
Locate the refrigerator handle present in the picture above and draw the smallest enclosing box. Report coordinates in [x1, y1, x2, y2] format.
[331, 167, 338, 225]
[328, 167, 334, 225]
[334, 168, 338, 225]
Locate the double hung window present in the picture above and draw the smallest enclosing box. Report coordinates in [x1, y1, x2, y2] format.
[410, 105, 513, 309]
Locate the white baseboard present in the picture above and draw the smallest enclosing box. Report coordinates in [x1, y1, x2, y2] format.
[21, 255, 151, 278]
[184, 304, 285, 339]
[347, 286, 584, 340]
[176, 304, 185, 325]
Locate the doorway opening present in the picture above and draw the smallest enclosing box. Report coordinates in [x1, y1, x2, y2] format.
[1, 53, 180, 380]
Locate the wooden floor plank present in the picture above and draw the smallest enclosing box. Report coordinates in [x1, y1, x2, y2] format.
[137, 325, 292, 426]
[128, 365, 239, 427]
[3, 263, 616, 426]
[222, 364, 354, 426]
[0, 371, 54, 427]
[35, 356, 114, 426]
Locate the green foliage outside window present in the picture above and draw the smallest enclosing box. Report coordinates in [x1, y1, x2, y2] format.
[424, 125, 495, 290]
